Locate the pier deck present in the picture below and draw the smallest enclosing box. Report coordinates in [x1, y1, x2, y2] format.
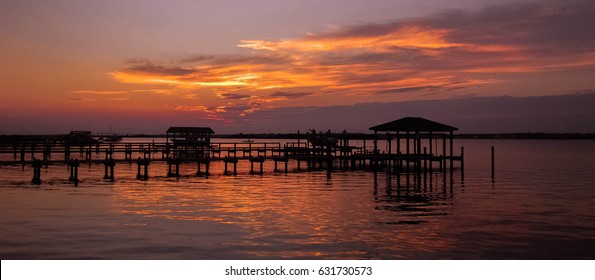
[0, 139, 463, 184]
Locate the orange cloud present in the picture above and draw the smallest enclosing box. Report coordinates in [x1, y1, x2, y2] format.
[105, 0, 595, 122]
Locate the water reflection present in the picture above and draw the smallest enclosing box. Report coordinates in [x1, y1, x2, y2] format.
[3, 140, 595, 259]
[104, 163, 464, 259]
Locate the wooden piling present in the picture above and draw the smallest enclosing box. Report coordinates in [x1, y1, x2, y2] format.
[167, 159, 180, 177]
[31, 159, 42, 185]
[68, 158, 80, 185]
[224, 156, 238, 175]
[196, 158, 210, 176]
[491, 146, 495, 181]
[103, 159, 115, 181]
[136, 157, 149, 180]
[249, 156, 264, 175]
[460, 146, 465, 174]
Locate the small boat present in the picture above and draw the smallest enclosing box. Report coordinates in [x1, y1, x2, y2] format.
[242, 139, 254, 143]
[102, 135, 122, 143]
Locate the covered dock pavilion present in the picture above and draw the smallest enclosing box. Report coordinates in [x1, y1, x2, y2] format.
[369, 117, 462, 172]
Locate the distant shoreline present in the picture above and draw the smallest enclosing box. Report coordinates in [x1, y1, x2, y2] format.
[214, 133, 595, 140]
[2, 132, 594, 142]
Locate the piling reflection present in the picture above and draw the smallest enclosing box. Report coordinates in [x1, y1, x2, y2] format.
[106, 163, 462, 258]
[374, 170, 456, 220]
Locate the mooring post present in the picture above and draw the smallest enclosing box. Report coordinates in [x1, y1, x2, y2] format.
[461, 146, 465, 174]
[491, 146, 495, 181]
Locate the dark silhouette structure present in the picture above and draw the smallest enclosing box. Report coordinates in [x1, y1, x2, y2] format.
[166, 127, 214, 158]
[370, 117, 461, 172]
[0, 120, 467, 184]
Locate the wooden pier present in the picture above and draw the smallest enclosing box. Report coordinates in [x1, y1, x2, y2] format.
[0, 118, 465, 185]
[0, 139, 463, 184]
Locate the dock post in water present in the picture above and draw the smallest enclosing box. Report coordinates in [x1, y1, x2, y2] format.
[196, 158, 210, 176]
[68, 158, 80, 185]
[31, 159, 42, 185]
[103, 149, 115, 181]
[167, 159, 180, 177]
[224, 157, 238, 175]
[136, 157, 149, 180]
[249, 156, 264, 175]
[103, 160, 115, 181]
[491, 146, 495, 181]
[461, 146, 465, 175]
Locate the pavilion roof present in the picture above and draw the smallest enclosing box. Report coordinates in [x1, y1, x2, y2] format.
[166, 127, 215, 134]
[369, 117, 457, 132]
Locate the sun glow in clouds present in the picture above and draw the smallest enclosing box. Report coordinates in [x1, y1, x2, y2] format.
[105, 0, 595, 123]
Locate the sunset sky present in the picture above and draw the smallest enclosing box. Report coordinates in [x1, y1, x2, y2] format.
[1, 0, 595, 134]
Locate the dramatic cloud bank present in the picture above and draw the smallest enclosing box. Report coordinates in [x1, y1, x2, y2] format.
[90, 0, 595, 124]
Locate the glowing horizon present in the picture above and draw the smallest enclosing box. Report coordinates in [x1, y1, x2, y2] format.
[1, 0, 595, 133]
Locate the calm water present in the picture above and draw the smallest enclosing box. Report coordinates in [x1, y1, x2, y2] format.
[1, 140, 595, 259]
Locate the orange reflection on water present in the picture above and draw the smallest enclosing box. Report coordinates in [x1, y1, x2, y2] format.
[109, 163, 459, 258]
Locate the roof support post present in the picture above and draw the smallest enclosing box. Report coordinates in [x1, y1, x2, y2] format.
[373, 130, 378, 171]
[396, 131, 400, 155]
